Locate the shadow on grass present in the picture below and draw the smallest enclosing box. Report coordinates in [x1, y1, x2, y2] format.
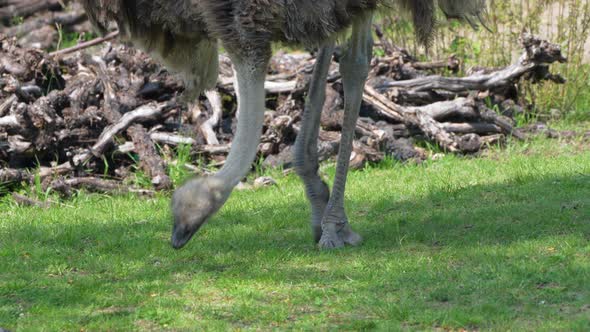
[203, 173, 589, 250]
[1, 173, 589, 328]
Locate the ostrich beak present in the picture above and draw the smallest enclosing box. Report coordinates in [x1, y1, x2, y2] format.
[171, 223, 202, 249]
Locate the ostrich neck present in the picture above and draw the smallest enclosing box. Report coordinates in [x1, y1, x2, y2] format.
[214, 60, 267, 191]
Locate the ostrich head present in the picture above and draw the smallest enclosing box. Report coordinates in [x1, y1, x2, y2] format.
[171, 177, 228, 249]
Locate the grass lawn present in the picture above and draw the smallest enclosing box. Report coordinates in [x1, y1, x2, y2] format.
[1, 135, 589, 331]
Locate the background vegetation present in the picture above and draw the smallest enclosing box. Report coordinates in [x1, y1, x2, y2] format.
[383, 0, 590, 121]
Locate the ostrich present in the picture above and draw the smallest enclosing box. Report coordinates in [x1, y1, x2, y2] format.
[81, 0, 487, 249]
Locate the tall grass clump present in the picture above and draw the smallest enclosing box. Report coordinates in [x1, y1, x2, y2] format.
[382, 0, 590, 121]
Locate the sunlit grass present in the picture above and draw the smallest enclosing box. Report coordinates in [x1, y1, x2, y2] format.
[0, 135, 589, 330]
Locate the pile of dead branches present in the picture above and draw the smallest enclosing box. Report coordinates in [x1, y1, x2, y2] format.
[0, 2, 569, 194]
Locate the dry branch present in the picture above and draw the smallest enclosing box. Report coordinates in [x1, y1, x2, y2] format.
[12, 193, 51, 208]
[197, 90, 223, 145]
[5, 10, 86, 38]
[0, 0, 65, 23]
[48, 177, 154, 196]
[364, 85, 461, 152]
[72, 102, 171, 167]
[127, 124, 172, 190]
[49, 31, 119, 57]
[381, 34, 567, 93]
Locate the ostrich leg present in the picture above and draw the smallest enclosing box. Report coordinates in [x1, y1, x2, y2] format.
[171, 49, 271, 249]
[318, 14, 373, 249]
[294, 42, 335, 243]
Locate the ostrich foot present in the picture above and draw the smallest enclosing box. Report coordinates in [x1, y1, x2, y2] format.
[310, 180, 331, 243]
[318, 210, 363, 249]
[339, 223, 363, 246]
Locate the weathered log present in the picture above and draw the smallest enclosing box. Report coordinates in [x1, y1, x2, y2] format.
[363, 85, 461, 152]
[0, 115, 20, 129]
[86, 57, 172, 189]
[149, 132, 196, 146]
[118, 132, 231, 155]
[480, 134, 506, 147]
[384, 86, 461, 106]
[50, 31, 119, 57]
[72, 102, 171, 167]
[356, 120, 387, 142]
[383, 137, 427, 162]
[478, 106, 525, 140]
[197, 90, 223, 145]
[350, 141, 384, 169]
[219, 77, 299, 94]
[0, 95, 17, 117]
[12, 193, 51, 208]
[458, 133, 482, 153]
[7, 135, 32, 154]
[442, 122, 502, 134]
[0, 162, 80, 185]
[48, 176, 154, 197]
[381, 34, 567, 93]
[5, 10, 87, 39]
[0, 0, 65, 23]
[127, 124, 172, 190]
[412, 55, 461, 72]
[0, 168, 30, 183]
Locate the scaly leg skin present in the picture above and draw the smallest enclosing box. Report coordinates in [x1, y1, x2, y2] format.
[318, 14, 373, 249]
[294, 42, 335, 243]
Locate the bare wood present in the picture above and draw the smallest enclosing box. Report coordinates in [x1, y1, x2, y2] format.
[422, 98, 479, 121]
[200, 90, 223, 145]
[49, 31, 119, 57]
[8, 135, 32, 153]
[127, 124, 172, 190]
[5, 10, 86, 38]
[364, 85, 460, 152]
[356, 121, 387, 141]
[264, 80, 298, 94]
[220, 77, 298, 94]
[413, 55, 461, 72]
[0, 168, 30, 183]
[3, 161, 79, 186]
[72, 102, 170, 167]
[0, 95, 17, 117]
[381, 34, 567, 93]
[0, 115, 20, 129]
[362, 88, 405, 123]
[116, 141, 135, 154]
[478, 106, 526, 140]
[480, 134, 506, 146]
[194, 144, 231, 154]
[12, 193, 51, 208]
[119, 133, 231, 154]
[49, 177, 154, 196]
[149, 132, 196, 146]
[38, 162, 74, 179]
[90, 54, 121, 123]
[0, 0, 65, 22]
[441, 122, 502, 134]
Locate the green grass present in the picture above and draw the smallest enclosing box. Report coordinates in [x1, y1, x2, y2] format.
[1, 136, 589, 331]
